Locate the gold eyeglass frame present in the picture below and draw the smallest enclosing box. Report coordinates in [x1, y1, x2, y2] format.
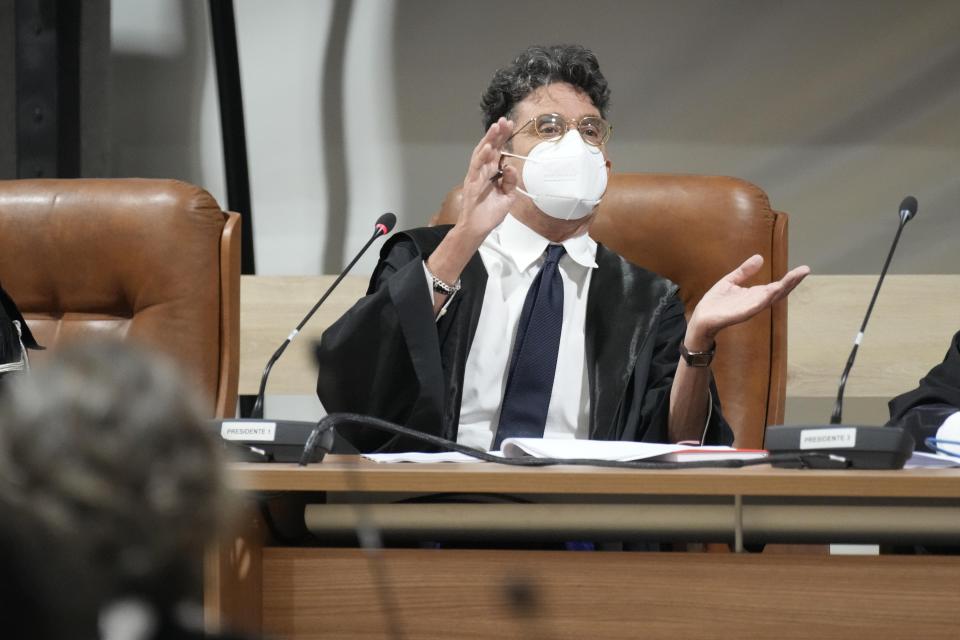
[507, 112, 613, 147]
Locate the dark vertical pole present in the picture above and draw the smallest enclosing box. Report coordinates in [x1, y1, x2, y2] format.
[209, 0, 255, 417]
[208, 0, 255, 276]
[15, 0, 81, 178]
[54, 0, 79, 176]
[320, 0, 353, 273]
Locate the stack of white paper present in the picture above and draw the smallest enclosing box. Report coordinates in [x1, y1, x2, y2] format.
[364, 437, 767, 464]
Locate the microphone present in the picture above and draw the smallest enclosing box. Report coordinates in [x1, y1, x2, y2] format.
[250, 212, 396, 418]
[898, 195, 918, 223]
[830, 195, 917, 424]
[765, 196, 918, 468]
[208, 214, 394, 463]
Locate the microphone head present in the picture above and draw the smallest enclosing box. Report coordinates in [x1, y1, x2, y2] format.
[898, 196, 918, 223]
[375, 212, 397, 236]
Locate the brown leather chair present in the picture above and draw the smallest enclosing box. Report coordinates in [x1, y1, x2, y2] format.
[431, 173, 789, 448]
[0, 179, 241, 418]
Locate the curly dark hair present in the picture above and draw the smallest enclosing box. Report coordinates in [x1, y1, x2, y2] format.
[480, 44, 611, 131]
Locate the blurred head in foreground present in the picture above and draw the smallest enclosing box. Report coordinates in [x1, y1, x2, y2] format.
[0, 339, 234, 638]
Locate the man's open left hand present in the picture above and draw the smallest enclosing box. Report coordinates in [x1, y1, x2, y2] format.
[686, 254, 810, 348]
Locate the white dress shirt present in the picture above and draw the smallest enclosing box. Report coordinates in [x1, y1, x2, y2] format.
[442, 214, 598, 450]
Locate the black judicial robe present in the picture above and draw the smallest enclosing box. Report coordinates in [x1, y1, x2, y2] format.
[315, 225, 732, 452]
[888, 330, 960, 423]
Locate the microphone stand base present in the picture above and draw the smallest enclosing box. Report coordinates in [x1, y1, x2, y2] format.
[764, 424, 914, 469]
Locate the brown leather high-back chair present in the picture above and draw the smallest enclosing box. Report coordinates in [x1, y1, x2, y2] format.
[0, 179, 241, 418]
[432, 173, 788, 448]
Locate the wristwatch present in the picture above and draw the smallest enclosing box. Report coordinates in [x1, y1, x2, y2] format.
[680, 342, 715, 367]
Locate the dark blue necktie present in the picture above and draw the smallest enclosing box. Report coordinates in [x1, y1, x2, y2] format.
[492, 244, 566, 450]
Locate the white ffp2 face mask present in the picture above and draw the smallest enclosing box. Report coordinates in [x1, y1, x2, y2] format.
[502, 130, 608, 221]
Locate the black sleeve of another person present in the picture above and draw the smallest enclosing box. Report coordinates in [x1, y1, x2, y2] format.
[888, 330, 960, 423]
[886, 330, 960, 555]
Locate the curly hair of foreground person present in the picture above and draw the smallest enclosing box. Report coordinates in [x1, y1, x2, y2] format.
[0, 339, 235, 612]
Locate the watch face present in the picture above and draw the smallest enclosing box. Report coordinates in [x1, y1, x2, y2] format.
[681, 344, 714, 367]
[686, 352, 713, 367]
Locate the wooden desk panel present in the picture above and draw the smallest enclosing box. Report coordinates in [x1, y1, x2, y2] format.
[229, 459, 960, 498]
[788, 275, 960, 398]
[209, 461, 960, 639]
[239, 274, 960, 401]
[263, 549, 960, 640]
[239, 275, 367, 395]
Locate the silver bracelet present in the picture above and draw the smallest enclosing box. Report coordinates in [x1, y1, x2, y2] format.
[424, 261, 461, 295]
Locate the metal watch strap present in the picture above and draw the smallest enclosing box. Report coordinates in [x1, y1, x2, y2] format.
[680, 342, 715, 367]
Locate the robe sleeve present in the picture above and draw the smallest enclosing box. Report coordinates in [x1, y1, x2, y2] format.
[888, 330, 960, 423]
[625, 293, 733, 446]
[315, 235, 447, 452]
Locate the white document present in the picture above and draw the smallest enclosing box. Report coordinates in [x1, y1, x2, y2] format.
[363, 450, 491, 463]
[500, 438, 680, 461]
[363, 438, 766, 464]
[499, 438, 766, 462]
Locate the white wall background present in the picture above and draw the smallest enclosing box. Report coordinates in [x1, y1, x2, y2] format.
[108, 0, 960, 419]
[111, 0, 960, 277]
[111, 0, 408, 277]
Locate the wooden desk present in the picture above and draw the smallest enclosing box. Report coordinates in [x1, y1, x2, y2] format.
[207, 459, 960, 640]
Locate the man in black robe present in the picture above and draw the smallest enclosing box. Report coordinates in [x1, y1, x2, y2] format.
[316, 44, 809, 453]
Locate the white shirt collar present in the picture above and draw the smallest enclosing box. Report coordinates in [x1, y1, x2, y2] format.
[493, 213, 598, 271]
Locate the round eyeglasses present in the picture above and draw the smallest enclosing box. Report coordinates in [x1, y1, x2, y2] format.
[509, 113, 612, 146]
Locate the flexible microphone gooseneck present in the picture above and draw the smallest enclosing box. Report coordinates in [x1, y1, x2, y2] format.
[250, 212, 396, 418]
[830, 196, 918, 424]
